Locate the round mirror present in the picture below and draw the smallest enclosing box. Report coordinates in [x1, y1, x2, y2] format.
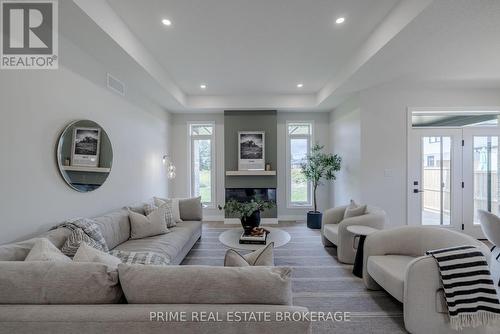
[57, 120, 113, 192]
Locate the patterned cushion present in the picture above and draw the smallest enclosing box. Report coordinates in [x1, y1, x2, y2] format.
[109, 250, 169, 265]
[145, 200, 175, 228]
[60, 218, 109, 257]
[154, 197, 181, 225]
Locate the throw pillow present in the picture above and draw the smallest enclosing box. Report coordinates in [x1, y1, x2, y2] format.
[59, 217, 109, 258]
[128, 206, 169, 239]
[179, 196, 203, 221]
[224, 242, 274, 267]
[155, 197, 182, 224]
[148, 199, 176, 227]
[61, 228, 108, 258]
[344, 200, 367, 219]
[73, 243, 122, 268]
[24, 238, 72, 262]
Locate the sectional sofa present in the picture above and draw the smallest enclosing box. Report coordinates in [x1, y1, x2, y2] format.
[0, 200, 311, 334]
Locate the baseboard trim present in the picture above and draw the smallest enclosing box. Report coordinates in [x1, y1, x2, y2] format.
[278, 215, 306, 222]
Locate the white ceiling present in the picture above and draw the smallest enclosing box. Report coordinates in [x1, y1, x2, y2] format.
[66, 0, 500, 112]
[107, 0, 399, 96]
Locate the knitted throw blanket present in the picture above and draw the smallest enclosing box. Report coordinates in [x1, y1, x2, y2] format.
[426, 245, 500, 330]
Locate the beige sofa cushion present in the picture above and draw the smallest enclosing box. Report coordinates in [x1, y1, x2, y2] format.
[92, 209, 131, 250]
[119, 264, 292, 305]
[224, 242, 274, 266]
[128, 206, 169, 240]
[367, 255, 416, 302]
[179, 196, 203, 221]
[0, 261, 122, 304]
[323, 224, 339, 244]
[73, 243, 122, 268]
[24, 239, 72, 262]
[113, 221, 201, 262]
[344, 200, 367, 219]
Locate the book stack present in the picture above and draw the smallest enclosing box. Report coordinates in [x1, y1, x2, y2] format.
[239, 227, 269, 245]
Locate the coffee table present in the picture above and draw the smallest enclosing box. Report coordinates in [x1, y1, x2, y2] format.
[347, 225, 379, 278]
[219, 227, 291, 250]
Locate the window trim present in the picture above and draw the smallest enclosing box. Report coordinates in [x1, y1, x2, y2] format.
[286, 121, 314, 209]
[187, 121, 216, 208]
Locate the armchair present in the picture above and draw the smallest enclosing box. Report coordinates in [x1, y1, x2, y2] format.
[363, 226, 492, 334]
[321, 205, 385, 264]
[478, 210, 500, 295]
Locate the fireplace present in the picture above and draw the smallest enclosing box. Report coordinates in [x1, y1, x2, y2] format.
[225, 188, 276, 203]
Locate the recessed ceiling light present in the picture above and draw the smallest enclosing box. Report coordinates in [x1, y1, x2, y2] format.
[162, 19, 172, 26]
[296, 83, 304, 88]
[200, 84, 207, 89]
[335, 17, 345, 24]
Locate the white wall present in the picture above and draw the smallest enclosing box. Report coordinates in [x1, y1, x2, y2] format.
[0, 66, 171, 244]
[169, 113, 225, 220]
[359, 84, 500, 228]
[329, 96, 361, 208]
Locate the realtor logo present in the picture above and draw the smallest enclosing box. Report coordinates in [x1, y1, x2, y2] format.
[1, 0, 58, 69]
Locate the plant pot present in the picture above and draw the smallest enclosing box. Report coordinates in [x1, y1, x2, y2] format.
[307, 211, 322, 229]
[241, 210, 261, 234]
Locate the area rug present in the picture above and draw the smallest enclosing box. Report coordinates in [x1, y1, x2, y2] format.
[182, 221, 407, 333]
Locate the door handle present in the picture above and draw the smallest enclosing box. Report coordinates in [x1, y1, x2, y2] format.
[413, 189, 424, 193]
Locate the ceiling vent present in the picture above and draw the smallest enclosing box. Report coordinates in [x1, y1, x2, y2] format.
[107, 73, 125, 96]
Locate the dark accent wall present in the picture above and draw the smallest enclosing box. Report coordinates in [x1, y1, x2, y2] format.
[224, 110, 278, 218]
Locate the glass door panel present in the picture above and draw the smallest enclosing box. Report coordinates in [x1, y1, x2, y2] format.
[472, 136, 499, 224]
[408, 128, 462, 230]
[421, 136, 452, 225]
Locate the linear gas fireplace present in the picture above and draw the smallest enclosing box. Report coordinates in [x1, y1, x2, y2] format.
[224, 188, 277, 223]
[225, 188, 276, 203]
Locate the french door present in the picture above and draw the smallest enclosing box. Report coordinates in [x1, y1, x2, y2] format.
[408, 127, 500, 238]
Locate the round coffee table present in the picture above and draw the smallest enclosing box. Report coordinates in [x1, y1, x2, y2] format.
[219, 227, 291, 250]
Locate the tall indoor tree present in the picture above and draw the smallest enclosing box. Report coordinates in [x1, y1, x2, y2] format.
[301, 144, 341, 229]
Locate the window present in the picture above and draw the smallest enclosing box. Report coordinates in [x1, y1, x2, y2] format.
[287, 122, 313, 207]
[189, 122, 215, 207]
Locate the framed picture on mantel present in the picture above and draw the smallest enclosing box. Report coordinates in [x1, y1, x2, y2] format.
[238, 131, 265, 170]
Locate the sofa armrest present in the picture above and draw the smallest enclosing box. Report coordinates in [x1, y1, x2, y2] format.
[404, 256, 447, 334]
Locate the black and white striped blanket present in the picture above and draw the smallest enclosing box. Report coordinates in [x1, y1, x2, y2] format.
[426, 245, 500, 330]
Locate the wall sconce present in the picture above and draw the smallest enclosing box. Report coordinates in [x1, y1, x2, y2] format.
[163, 155, 176, 179]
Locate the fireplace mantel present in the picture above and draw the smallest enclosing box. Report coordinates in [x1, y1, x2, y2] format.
[225, 170, 276, 176]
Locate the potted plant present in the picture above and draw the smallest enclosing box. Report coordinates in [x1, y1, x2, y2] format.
[218, 199, 276, 233]
[301, 144, 341, 229]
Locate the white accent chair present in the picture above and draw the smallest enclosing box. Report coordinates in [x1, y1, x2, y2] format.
[478, 210, 500, 294]
[321, 205, 386, 264]
[363, 226, 492, 334]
